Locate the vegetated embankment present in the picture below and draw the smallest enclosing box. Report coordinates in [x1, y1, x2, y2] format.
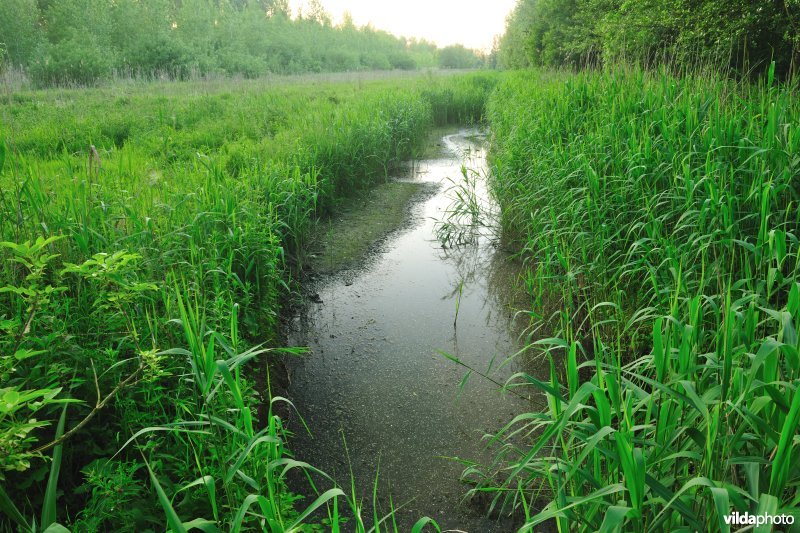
[482, 66, 800, 531]
[0, 72, 497, 530]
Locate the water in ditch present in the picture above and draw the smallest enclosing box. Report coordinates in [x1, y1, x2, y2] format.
[286, 130, 543, 531]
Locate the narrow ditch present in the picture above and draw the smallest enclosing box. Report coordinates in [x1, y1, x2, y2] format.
[285, 129, 545, 531]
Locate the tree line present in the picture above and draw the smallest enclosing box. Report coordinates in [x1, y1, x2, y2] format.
[498, 0, 799, 77]
[0, 0, 485, 87]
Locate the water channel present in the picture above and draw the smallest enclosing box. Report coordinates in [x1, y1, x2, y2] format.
[286, 130, 543, 531]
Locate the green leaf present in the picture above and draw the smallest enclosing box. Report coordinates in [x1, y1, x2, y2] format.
[410, 517, 442, 533]
[769, 385, 800, 496]
[181, 519, 219, 532]
[174, 476, 217, 523]
[13, 348, 47, 361]
[230, 494, 259, 533]
[709, 487, 730, 533]
[42, 524, 71, 533]
[598, 505, 633, 533]
[224, 433, 280, 484]
[285, 488, 346, 531]
[525, 484, 627, 528]
[651, 477, 717, 528]
[644, 473, 705, 531]
[755, 493, 779, 533]
[41, 404, 68, 529]
[0, 483, 30, 530]
[145, 460, 187, 533]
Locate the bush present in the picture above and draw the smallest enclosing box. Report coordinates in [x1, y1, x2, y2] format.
[389, 53, 417, 70]
[359, 52, 391, 70]
[121, 33, 191, 78]
[321, 49, 360, 71]
[437, 45, 481, 69]
[217, 49, 267, 78]
[29, 35, 114, 87]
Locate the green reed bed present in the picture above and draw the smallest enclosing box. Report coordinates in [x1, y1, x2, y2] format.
[482, 66, 800, 531]
[0, 71, 498, 531]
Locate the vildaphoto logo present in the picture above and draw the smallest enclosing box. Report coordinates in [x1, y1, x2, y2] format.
[723, 511, 795, 526]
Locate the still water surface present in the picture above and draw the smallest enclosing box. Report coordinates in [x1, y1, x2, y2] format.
[287, 130, 538, 531]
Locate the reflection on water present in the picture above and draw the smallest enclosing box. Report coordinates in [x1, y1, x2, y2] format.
[286, 130, 545, 531]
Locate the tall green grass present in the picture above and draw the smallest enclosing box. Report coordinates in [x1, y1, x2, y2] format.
[482, 65, 800, 530]
[0, 71, 497, 530]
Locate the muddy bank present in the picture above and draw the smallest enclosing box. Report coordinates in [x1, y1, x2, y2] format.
[307, 181, 433, 275]
[285, 130, 546, 531]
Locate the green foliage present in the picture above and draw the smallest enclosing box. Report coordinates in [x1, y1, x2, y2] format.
[0, 0, 43, 68]
[482, 67, 800, 530]
[499, 0, 800, 77]
[29, 35, 115, 86]
[0, 0, 450, 87]
[0, 72, 493, 530]
[71, 460, 146, 531]
[437, 45, 483, 69]
[0, 237, 72, 478]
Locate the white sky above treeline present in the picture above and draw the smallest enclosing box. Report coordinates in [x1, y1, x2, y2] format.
[287, 0, 517, 52]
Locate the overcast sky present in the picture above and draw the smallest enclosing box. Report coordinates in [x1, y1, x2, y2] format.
[287, 0, 517, 52]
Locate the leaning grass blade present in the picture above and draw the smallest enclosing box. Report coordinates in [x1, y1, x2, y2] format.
[285, 488, 346, 532]
[524, 484, 627, 528]
[769, 385, 800, 496]
[597, 506, 632, 533]
[410, 517, 441, 533]
[174, 476, 218, 522]
[144, 458, 188, 533]
[41, 404, 68, 529]
[0, 483, 30, 531]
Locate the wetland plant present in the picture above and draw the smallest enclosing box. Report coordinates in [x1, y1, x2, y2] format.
[477, 65, 800, 531]
[0, 73, 495, 530]
[436, 163, 499, 248]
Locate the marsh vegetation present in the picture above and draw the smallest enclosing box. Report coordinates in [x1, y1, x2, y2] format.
[0, 71, 496, 531]
[1, 1, 799, 531]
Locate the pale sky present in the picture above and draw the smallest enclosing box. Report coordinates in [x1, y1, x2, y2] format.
[288, 0, 518, 52]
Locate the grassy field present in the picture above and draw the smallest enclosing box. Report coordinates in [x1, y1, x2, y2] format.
[481, 66, 800, 531]
[0, 71, 497, 531]
[3, 59, 798, 532]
